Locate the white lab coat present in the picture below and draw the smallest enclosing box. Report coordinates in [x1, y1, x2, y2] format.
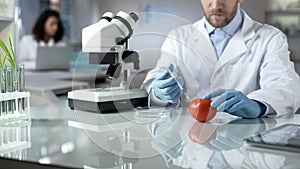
[17, 35, 65, 69]
[142, 10, 300, 117]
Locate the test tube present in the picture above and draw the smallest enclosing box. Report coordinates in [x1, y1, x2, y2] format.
[0, 67, 3, 116]
[17, 65, 25, 113]
[12, 66, 19, 114]
[1, 67, 8, 116]
[5, 67, 13, 115]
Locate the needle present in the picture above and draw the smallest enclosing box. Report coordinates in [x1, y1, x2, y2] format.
[167, 69, 183, 90]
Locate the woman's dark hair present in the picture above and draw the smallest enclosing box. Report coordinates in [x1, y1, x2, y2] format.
[32, 9, 64, 43]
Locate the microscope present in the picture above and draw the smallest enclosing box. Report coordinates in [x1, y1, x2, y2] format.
[68, 11, 148, 113]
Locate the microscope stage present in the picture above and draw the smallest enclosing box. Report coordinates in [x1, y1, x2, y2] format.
[68, 88, 148, 113]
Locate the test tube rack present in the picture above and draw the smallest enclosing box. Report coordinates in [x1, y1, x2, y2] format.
[0, 91, 30, 125]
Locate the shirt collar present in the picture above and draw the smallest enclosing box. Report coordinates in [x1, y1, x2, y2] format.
[39, 38, 55, 47]
[205, 7, 243, 36]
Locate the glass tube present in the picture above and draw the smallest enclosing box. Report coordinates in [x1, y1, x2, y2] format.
[17, 65, 25, 92]
[5, 67, 13, 115]
[12, 66, 19, 113]
[5, 67, 13, 92]
[12, 67, 18, 92]
[18, 65, 25, 113]
[0, 67, 3, 116]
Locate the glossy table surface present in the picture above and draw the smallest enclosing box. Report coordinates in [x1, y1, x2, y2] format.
[1, 101, 300, 169]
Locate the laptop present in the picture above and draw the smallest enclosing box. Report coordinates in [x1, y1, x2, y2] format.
[35, 46, 73, 70]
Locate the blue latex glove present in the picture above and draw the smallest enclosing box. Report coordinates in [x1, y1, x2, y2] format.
[151, 64, 184, 104]
[203, 89, 266, 118]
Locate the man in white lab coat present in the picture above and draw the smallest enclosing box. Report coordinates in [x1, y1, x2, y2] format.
[142, 0, 300, 118]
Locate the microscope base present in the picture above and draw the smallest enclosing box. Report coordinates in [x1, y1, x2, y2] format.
[67, 88, 148, 113]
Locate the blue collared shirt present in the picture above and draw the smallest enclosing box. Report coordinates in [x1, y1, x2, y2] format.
[205, 8, 243, 57]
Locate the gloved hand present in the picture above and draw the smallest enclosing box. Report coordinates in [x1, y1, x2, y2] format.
[203, 89, 266, 118]
[151, 64, 184, 104]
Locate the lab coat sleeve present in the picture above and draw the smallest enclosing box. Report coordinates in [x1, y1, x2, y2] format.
[247, 31, 300, 117]
[17, 35, 37, 69]
[141, 29, 184, 107]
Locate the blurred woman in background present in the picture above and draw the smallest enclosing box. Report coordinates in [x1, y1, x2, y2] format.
[18, 9, 64, 69]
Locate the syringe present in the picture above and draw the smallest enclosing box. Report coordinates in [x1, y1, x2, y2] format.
[167, 69, 190, 100]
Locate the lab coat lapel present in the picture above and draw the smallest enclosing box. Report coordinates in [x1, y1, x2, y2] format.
[188, 13, 259, 78]
[217, 10, 257, 67]
[192, 20, 218, 69]
[218, 30, 247, 66]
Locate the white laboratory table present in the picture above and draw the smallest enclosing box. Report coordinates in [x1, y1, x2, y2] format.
[1, 101, 300, 169]
[25, 70, 106, 104]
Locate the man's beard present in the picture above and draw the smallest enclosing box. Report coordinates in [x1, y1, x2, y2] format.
[205, 4, 238, 28]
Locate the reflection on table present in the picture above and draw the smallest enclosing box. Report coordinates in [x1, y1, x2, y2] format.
[0, 101, 300, 169]
[0, 120, 31, 161]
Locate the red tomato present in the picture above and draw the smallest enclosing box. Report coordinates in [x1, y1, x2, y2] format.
[189, 99, 217, 122]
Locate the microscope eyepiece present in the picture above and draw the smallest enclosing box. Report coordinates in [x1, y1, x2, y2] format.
[111, 11, 139, 44]
[130, 12, 139, 22]
[98, 12, 114, 23]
